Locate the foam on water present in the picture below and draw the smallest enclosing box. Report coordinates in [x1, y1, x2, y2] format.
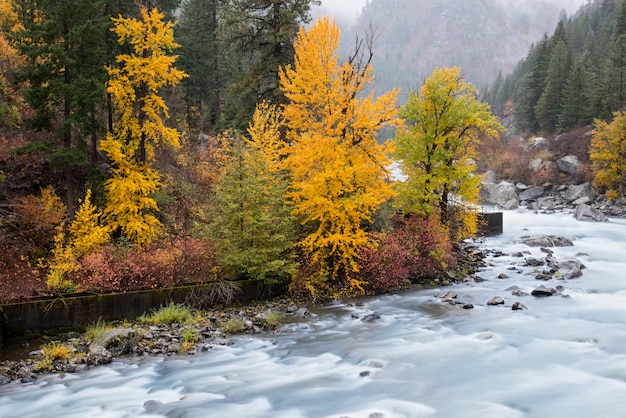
[1, 210, 626, 417]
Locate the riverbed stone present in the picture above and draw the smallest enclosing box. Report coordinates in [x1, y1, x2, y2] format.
[294, 308, 310, 318]
[563, 182, 595, 203]
[574, 204, 608, 222]
[531, 285, 557, 297]
[90, 328, 139, 357]
[512, 302, 528, 311]
[435, 291, 457, 299]
[518, 235, 574, 247]
[487, 296, 505, 305]
[361, 312, 381, 322]
[519, 186, 545, 202]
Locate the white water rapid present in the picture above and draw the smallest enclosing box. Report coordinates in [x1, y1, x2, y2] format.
[1, 210, 626, 418]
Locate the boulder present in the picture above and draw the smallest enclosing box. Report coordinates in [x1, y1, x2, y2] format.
[531, 285, 557, 297]
[519, 186, 545, 202]
[557, 155, 580, 174]
[512, 302, 528, 311]
[361, 312, 381, 323]
[89, 328, 139, 357]
[487, 296, 505, 306]
[294, 308, 310, 318]
[518, 235, 574, 247]
[563, 182, 596, 203]
[480, 181, 519, 210]
[482, 169, 497, 183]
[529, 158, 544, 173]
[574, 204, 608, 222]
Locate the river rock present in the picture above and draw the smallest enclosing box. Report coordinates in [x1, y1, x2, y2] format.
[574, 204, 608, 222]
[435, 291, 457, 299]
[480, 181, 519, 210]
[557, 155, 580, 174]
[497, 273, 509, 279]
[518, 235, 574, 247]
[89, 328, 139, 357]
[361, 312, 381, 322]
[462, 303, 474, 309]
[487, 296, 505, 306]
[524, 257, 545, 267]
[294, 308, 310, 318]
[531, 285, 557, 297]
[512, 302, 528, 311]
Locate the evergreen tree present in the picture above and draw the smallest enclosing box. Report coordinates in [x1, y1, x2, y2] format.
[176, 0, 221, 131]
[558, 52, 595, 131]
[210, 104, 297, 281]
[535, 38, 571, 133]
[11, 0, 108, 209]
[221, 0, 320, 129]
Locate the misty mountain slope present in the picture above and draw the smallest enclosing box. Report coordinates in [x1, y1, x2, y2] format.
[343, 0, 565, 98]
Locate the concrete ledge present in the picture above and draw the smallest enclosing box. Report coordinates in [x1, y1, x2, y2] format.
[478, 212, 503, 236]
[0, 279, 288, 341]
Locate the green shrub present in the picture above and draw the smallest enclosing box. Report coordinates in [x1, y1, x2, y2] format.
[220, 317, 246, 333]
[84, 319, 114, 340]
[262, 310, 283, 330]
[140, 302, 193, 325]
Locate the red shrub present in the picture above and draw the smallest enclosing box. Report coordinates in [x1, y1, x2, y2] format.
[73, 237, 217, 293]
[358, 215, 457, 293]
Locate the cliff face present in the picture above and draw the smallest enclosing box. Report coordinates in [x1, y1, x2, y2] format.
[343, 0, 563, 98]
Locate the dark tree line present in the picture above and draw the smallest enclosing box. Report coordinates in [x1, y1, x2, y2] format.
[486, 0, 626, 135]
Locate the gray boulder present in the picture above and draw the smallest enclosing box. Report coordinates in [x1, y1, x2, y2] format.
[563, 182, 596, 203]
[480, 181, 519, 210]
[482, 169, 497, 183]
[574, 204, 608, 222]
[519, 186, 545, 202]
[89, 328, 139, 357]
[557, 155, 580, 174]
[531, 285, 557, 297]
[518, 235, 574, 247]
[487, 296, 505, 306]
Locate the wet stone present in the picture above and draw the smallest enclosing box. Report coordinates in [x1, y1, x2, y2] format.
[512, 302, 528, 311]
[487, 296, 505, 306]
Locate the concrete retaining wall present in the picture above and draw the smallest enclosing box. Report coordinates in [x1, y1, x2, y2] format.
[0, 279, 287, 341]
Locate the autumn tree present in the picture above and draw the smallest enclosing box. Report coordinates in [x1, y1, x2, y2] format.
[0, 0, 22, 127]
[280, 17, 398, 285]
[394, 67, 501, 239]
[210, 103, 297, 281]
[590, 111, 626, 201]
[100, 7, 187, 245]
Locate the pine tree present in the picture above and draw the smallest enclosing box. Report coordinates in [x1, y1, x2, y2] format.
[558, 52, 595, 131]
[535, 38, 571, 133]
[210, 104, 297, 281]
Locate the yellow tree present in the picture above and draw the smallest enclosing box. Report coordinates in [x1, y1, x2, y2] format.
[280, 17, 398, 285]
[100, 7, 187, 245]
[394, 67, 501, 239]
[590, 111, 626, 201]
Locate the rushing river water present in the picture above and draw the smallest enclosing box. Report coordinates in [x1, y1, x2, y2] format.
[2, 210, 626, 418]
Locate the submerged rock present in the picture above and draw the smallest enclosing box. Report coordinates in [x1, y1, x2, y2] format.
[361, 312, 381, 323]
[487, 296, 505, 306]
[531, 285, 557, 297]
[518, 235, 574, 247]
[512, 301, 528, 311]
[575, 204, 608, 222]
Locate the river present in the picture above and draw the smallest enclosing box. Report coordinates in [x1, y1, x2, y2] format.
[1, 210, 626, 418]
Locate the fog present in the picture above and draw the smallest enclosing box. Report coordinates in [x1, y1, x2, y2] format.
[318, 0, 586, 23]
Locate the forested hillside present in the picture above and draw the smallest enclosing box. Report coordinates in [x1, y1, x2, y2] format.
[1, 0, 496, 303]
[486, 0, 626, 135]
[344, 0, 565, 98]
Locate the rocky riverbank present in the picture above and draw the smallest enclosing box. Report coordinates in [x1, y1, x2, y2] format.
[0, 299, 316, 385]
[0, 241, 488, 386]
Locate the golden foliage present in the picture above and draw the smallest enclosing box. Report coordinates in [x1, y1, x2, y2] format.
[590, 112, 626, 201]
[107, 7, 188, 160]
[46, 227, 76, 293]
[101, 7, 186, 245]
[69, 189, 110, 258]
[100, 134, 161, 245]
[280, 17, 398, 283]
[394, 67, 501, 239]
